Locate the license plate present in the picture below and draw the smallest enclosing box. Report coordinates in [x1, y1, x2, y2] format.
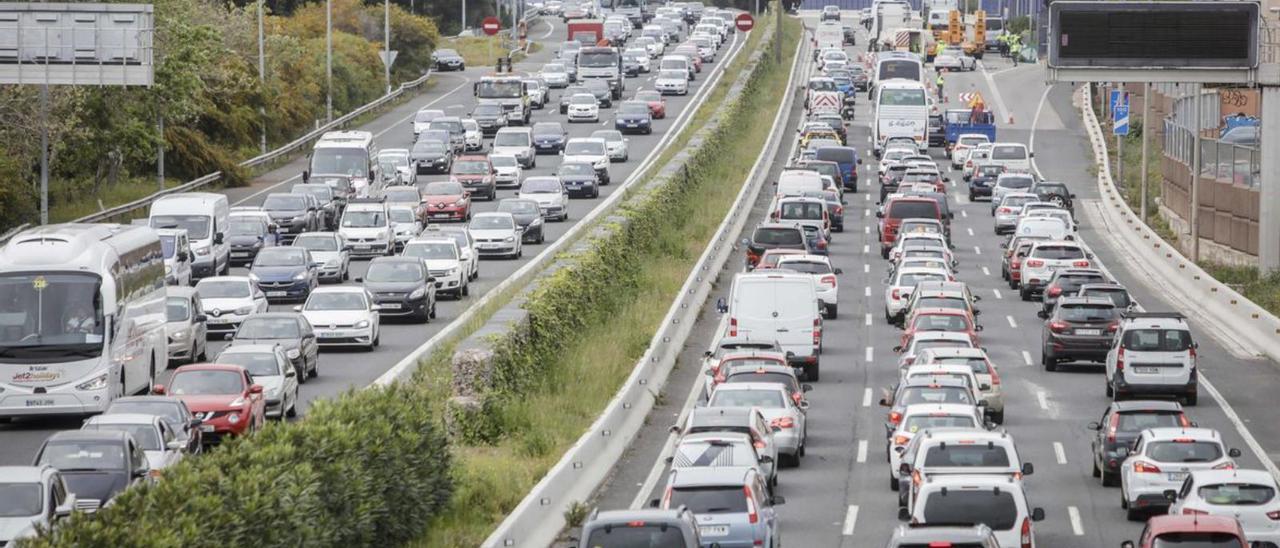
[1168, 472, 1187, 482]
[1076, 329, 1101, 336]
[266, 291, 287, 297]
[380, 303, 402, 310]
[1134, 367, 1159, 374]
[25, 399, 54, 407]
[200, 424, 215, 432]
[480, 243, 499, 249]
[231, 252, 249, 258]
[207, 317, 231, 324]
[356, 245, 371, 250]
[319, 332, 342, 339]
[699, 525, 729, 537]
[626, 122, 638, 127]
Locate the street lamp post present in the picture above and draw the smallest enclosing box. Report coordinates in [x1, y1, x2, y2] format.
[258, 0, 266, 153]
[326, 0, 333, 122]
[384, 0, 391, 94]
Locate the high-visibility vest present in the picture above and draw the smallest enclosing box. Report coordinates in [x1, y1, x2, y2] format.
[936, 75, 945, 86]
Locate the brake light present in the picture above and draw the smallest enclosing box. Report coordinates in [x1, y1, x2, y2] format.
[988, 365, 1001, 386]
[998, 207, 1011, 214]
[661, 485, 672, 508]
[792, 392, 803, 405]
[1049, 321, 1068, 333]
[892, 288, 901, 300]
[1107, 413, 1119, 443]
[1048, 286, 1062, 298]
[1181, 508, 1208, 515]
[744, 485, 759, 524]
[1116, 347, 1125, 372]
[627, 520, 647, 527]
[1266, 510, 1280, 520]
[820, 275, 837, 287]
[771, 417, 795, 429]
[818, 239, 828, 249]
[1027, 259, 1045, 267]
[836, 206, 844, 215]
[1107, 321, 1120, 333]
[894, 435, 911, 446]
[889, 411, 903, 425]
[1073, 260, 1091, 267]
[1011, 259, 1022, 269]
[1214, 461, 1236, 470]
[1179, 415, 1191, 427]
[1189, 345, 1197, 360]
[813, 318, 822, 346]
[1134, 461, 1161, 474]
[729, 317, 738, 337]
[753, 439, 767, 449]
[1020, 517, 1032, 548]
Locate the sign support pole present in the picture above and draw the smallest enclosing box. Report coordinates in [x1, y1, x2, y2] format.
[39, 84, 48, 226]
[1190, 83, 1202, 263]
[1260, 87, 1280, 273]
[1140, 81, 1150, 222]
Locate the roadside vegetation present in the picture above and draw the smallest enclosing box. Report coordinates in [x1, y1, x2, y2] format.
[408, 13, 803, 547]
[441, 34, 527, 67]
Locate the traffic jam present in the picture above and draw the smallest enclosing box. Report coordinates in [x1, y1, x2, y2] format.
[0, 2, 746, 538]
[576, 6, 1276, 548]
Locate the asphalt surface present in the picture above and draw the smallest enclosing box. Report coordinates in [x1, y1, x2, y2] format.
[587, 12, 1280, 547]
[0, 16, 751, 465]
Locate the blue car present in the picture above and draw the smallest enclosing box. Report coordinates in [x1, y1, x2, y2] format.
[815, 146, 860, 193]
[248, 247, 318, 303]
[614, 100, 654, 135]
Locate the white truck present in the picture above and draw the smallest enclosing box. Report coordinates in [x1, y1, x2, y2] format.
[814, 22, 844, 53]
[869, 0, 913, 49]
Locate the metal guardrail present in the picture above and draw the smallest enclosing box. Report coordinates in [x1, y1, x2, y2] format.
[0, 223, 31, 244]
[70, 69, 436, 224]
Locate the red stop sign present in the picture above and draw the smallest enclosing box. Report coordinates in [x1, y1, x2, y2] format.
[482, 16, 502, 36]
[735, 13, 754, 32]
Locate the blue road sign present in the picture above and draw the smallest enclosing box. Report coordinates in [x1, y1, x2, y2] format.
[1111, 89, 1130, 136]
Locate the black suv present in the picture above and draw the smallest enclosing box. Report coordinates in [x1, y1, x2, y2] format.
[1031, 180, 1075, 213]
[1039, 268, 1109, 317]
[1087, 401, 1190, 487]
[1040, 296, 1121, 371]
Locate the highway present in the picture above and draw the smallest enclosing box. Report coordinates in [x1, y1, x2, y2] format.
[585, 12, 1280, 547]
[0, 15, 751, 466]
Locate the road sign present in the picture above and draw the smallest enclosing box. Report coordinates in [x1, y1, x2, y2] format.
[482, 16, 501, 36]
[378, 50, 398, 68]
[1111, 89, 1130, 136]
[735, 12, 754, 32]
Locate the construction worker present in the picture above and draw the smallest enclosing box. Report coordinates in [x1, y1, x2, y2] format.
[1010, 39, 1022, 66]
[936, 71, 946, 102]
[998, 34, 1010, 58]
[934, 41, 945, 60]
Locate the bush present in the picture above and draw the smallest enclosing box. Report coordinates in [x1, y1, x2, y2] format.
[20, 382, 453, 548]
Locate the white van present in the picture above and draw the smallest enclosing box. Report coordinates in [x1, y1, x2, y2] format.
[720, 271, 824, 380]
[304, 130, 378, 198]
[148, 192, 231, 280]
[492, 127, 537, 168]
[815, 22, 844, 52]
[987, 142, 1032, 173]
[338, 198, 394, 258]
[155, 228, 193, 286]
[776, 170, 826, 198]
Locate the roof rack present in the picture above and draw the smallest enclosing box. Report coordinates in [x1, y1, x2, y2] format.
[1121, 312, 1186, 320]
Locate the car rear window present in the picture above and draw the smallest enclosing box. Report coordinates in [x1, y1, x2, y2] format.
[1197, 483, 1276, 506]
[991, 145, 1027, 160]
[916, 297, 968, 311]
[1057, 274, 1107, 290]
[901, 386, 974, 406]
[1082, 288, 1131, 308]
[934, 357, 991, 375]
[753, 227, 803, 246]
[921, 489, 1018, 530]
[710, 389, 785, 409]
[724, 372, 797, 392]
[1031, 245, 1085, 260]
[1117, 411, 1186, 432]
[888, 200, 939, 220]
[777, 260, 831, 275]
[668, 487, 748, 514]
[997, 176, 1034, 189]
[903, 414, 976, 432]
[815, 148, 856, 164]
[1057, 304, 1118, 322]
[1122, 329, 1193, 352]
[1152, 533, 1244, 548]
[781, 202, 825, 219]
[923, 445, 1013, 468]
[901, 544, 987, 548]
[1147, 441, 1223, 463]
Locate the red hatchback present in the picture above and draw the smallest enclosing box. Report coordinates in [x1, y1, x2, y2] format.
[1123, 515, 1247, 548]
[634, 90, 667, 119]
[154, 363, 266, 444]
[900, 307, 983, 349]
[420, 180, 472, 222]
[877, 197, 941, 258]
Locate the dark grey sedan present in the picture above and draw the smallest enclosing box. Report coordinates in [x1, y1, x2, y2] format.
[411, 140, 453, 174]
[229, 312, 320, 381]
[359, 257, 437, 323]
[497, 198, 546, 244]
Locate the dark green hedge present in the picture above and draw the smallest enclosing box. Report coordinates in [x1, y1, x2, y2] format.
[20, 382, 452, 548]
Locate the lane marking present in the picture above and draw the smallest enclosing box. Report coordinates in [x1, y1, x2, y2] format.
[865, 346, 873, 362]
[961, 209, 967, 218]
[1022, 350, 1033, 366]
[864, 226, 870, 234]
[862, 387, 872, 407]
[1037, 390, 1049, 410]
[967, 227, 974, 236]
[973, 246, 981, 255]
[865, 313, 873, 326]
[982, 266, 991, 276]
[856, 439, 868, 463]
[980, 60, 1014, 128]
[865, 193, 871, 202]
[864, 286, 871, 297]
[1068, 505, 1085, 536]
[993, 289, 1003, 300]
[1054, 441, 1068, 465]
[863, 244, 870, 254]
[863, 264, 870, 273]
[842, 505, 859, 536]
[863, 207, 870, 216]
[1028, 85, 1053, 179]
[1006, 315, 1017, 328]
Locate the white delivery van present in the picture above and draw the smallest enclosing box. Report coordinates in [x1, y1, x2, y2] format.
[987, 142, 1033, 173]
[720, 271, 824, 381]
[155, 228, 193, 286]
[776, 170, 826, 197]
[815, 22, 844, 52]
[148, 192, 231, 280]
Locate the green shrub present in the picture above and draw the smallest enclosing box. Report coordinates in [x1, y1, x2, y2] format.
[20, 382, 452, 548]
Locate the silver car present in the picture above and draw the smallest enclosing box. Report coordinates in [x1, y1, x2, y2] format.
[214, 344, 300, 419]
[707, 382, 808, 466]
[659, 466, 784, 547]
[292, 232, 350, 283]
[590, 129, 630, 162]
[82, 413, 188, 472]
[164, 286, 208, 365]
[673, 431, 777, 492]
[992, 192, 1039, 235]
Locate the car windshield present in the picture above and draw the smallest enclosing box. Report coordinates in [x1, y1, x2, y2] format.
[998, 177, 1035, 189]
[292, 186, 332, 202]
[566, 141, 605, 155]
[723, 372, 797, 393]
[1148, 441, 1223, 463]
[916, 297, 966, 311]
[522, 179, 561, 193]
[781, 202, 825, 219]
[659, 70, 685, 80]
[1197, 483, 1276, 506]
[414, 141, 447, 154]
[0, 483, 42, 517]
[196, 280, 249, 298]
[977, 166, 1004, 177]
[1123, 328, 1193, 351]
[217, 351, 281, 377]
[228, 220, 265, 236]
[668, 486, 748, 514]
[414, 110, 439, 123]
[305, 292, 367, 311]
[424, 182, 464, 196]
[1152, 533, 1245, 548]
[636, 91, 661, 102]
[159, 235, 177, 258]
[253, 248, 306, 267]
[383, 188, 419, 202]
[263, 195, 307, 211]
[490, 155, 518, 168]
[900, 386, 974, 406]
[83, 423, 161, 451]
[921, 489, 1018, 530]
[342, 210, 386, 228]
[169, 369, 244, 396]
[294, 235, 338, 252]
[898, 272, 946, 286]
[471, 216, 514, 230]
[106, 401, 182, 425]
[570, 94, 596, 106]
[37, 442, 124, 471]
[150, 214, 211, 240]
[494, 132, 528, 147]
[405, 242, 457, 260]
[558, 163, 595, 177]
[753, 228, 802, 246]
[880, 88, 927, 106]
[366, 262, 424, 283]
[592, 131, 622, 143]
[1083, 288, 1130, 308]
[903, 414, 976, 432]
[389, 209, 416, 223]
[1057, 304, 1117, 322]
[533, 123, 564, 137]
[1031, 245, 1085, 260]
[499, 201, 541, 215]
[236, 317, 300, 339]
[991, 145, 1027, 160]
[709, 389, 785, 409]
[543, 63, 566, 73]
[429, 120, 462, 134]
[165, 297, 190, 322]
[923, 445, 1012, 468]
[473, 104, 503, 116]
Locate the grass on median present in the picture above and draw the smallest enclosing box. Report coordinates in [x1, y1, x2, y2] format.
[407, 14, 802, 547]
[441, 35, 526, 67]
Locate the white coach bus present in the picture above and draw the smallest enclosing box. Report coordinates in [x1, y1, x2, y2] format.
[0, 223, 168, 420]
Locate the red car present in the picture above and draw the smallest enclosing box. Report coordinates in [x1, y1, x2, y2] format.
[420, 180, 472, 222]
[756, 249, 806, 271]
[153, 363, 266, 444]
[634, 90, 667, 119]
[900, 307, 983, 349]
[451, 155, 497, 201]
[1122, 515, 1246, 548]
[877, 197, 942, 258]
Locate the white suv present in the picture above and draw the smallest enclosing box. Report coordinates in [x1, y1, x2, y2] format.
[902, 474, 1044, 548]
[1018, 241, 1090, 300]
[338, 199, 394, 258]
[897, 428, 1033, 510]
[1106, 313, 1199, 405]
[1119, 427, 1241, 521]
[402, 238, 468, 299]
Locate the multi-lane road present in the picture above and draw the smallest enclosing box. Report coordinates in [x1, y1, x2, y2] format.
[0, 15, 749, 465]
[587, 12, 1280, 547]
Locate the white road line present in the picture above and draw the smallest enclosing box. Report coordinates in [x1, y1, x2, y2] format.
[1022, 350, 1033, 366]
[863, 244, 870, 254]
[863, 264, 870, 273]
[1054, 442, 1068, 465]
[865, 193, 871, 201]
[1068, 506, 1085, 536]
[862, 387, 873, 407]
[961, 209, 968, 218]
[980, 61, 1014, 127]
[863, 208, 870, 216]
[856, 440, 868, 463]
[982, 266, 991, 276]
[842, 505, 859, 536]
[864, 286, 871, 297]
[1006, 315, 1017, 328]
[864, 226, 870, 234]
[536, 17, 555, 40]
[967, 227, 974, 236]
[1037, 390, 1049, 410]
[1028, 85, 1054, 179]
[973, 246, 981, 255]
[865, 313, 873, 326]
[993, 289, 1003, 300]
[865, 346, 873, 362]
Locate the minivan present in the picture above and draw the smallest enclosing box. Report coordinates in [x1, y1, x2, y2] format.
[492, 127, 537, 168]
[155, 228, 193, 286]
[719, 271, 824, 380]
[149, 193, 231, 280]
[986, 142, 1032, 173]
[814, 146, 860, 192]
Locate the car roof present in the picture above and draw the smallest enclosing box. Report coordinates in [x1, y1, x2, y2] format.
[901, 403, 979, 416]
[909, 307, 968, 317]
[1110, 400, 1184, 413]
[311, 285, 366, 295]
[921, 474, 1023, 489]
[219, 343, 279, 354]
[713, 382, 787, 393]
[176, 363, 247, 373]
[1055, 296, 1115, 307]
[589, 508, 694, 524]
[669, 465, 755, 487]
[111, 395, 186, 406]
[197, 275, 251, 285]
[166, 286, 199, 299]
[903, 376, 968, 388]
[1146, 514, 1244, 536]
[890, 523, 997, 542]
[688, 406, 760, 426]
[681, 431, 753, 444]
[85, 413, 162, 426]
[720, 350, 787, 361]
[1190, 468, 1274, 486]
[918, 428, 1013, 444]
[1120, 313, 1189, 328]
[909, 332, 973, 342]
[46, 429, 132, 443]
[1143, 427, 1221, 442]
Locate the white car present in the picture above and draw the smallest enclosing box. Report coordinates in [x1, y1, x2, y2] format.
[913, 347, 1004, 423]
[461, 119, 484, 152]
[412, 108, 444, 137]
[421, 225, 479, 281]
[164, 287, 208, 365]
[402, 238, 468, 299]
[338, 201, 395, 258]
[934, 47, 977, 71]
[566, 93, 600, 122]
[886, 403, 985, 484]
[522, 78, 548, 108]
[884, 267, 951, 324]
[81, 413, 186, 472]
[775, 254, 841, 319]
[539, 63, 572, 88]
[377, 148, 416, 186]
[492, 127, 536, 169]
[298, 286, 381, 350]
[1167, 469, 1280, 543]
[292, 231, 349, 283]
[1120, 427, 1241, 521]
[489, 153, 523, 189]
[624, 47, 651, 72]
[707, 382, 808, 466]
[562, 137, 612, 185]
[654, 69, 689, 95]
[194, 276, 268, 335]
[591, 129, 630, 162]
[468, 212, 524, 260]
[898, 428, 1033, 506]
[0, 466, 78, 545]
[635, 36, 663, 57]
[950, 133, 991, 169]
[214, 344, 299, 419]
[905, 472, 1045, 547]
[990, 173, 1038, 208]
[893, 331, 976, 369]
[1018, 240, 1089, 300]
[818, 49, 848, 69]
[519, 177, 570, 222]
[387, 205, 423, 251]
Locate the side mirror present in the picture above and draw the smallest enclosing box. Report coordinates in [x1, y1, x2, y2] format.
[152, 384, 166, 395]
[897, 507, 910, 521]
[716, 297, 728, 314]
[798, 400, 810, 410]
[194, 314, 207, 323]
[353, 277, 363, 283]
[166, 440, 184, 450]
[302, 170, 310, 182]
[802, 384, 813, 393]
[189, 418, 202, 429]
[1031, 507, 1045, 521]
[54, 501, 73, 518]
[771, 495, 786, 506]
[214, 233, 225, 245]
[648, 498, 661, 508]
[1087, 421, 1101, 431]
[974, 325, 984, 332]
[1022, 462, 1035, 475]
[1229, 448, 1243, 458]
[1163, 489, 1178, 502]
[177, 251, 189, 262]
[892, 345, 903, 353]
[833, 268, 843, 275]
[977, 400, 989, 407]
[879, 397, 891, 407]
[292, 305, 303, 312]
[286, 368, 297, 378]
[132, 466, 149, 479]
[1036, 310, 1048, 319]
[249, 384, 264, 395]
[759, 455, 773, 464]
[875, 211, 884, 218]
[223, 332, 235, 341]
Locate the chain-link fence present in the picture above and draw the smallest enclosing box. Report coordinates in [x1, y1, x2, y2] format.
[1161, 88, 1260, 188]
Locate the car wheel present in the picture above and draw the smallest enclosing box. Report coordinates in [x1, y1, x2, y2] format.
[309, 357, 319, 378]
[1101, 465, 1119, 487]
[990, 410, 1004, 424]
[807, 362, 820, 382]
[1105, 380, 1114, 398]
[826, 303, 838, 319]
[286, 390, 298, 418]
[429, 301, 437, 319]
[296, 363, 307, 384]
[1092, 457, 1102, 478]
[890, 474, 899, 491]
[1185, 392, 1198, 406]
[1019, 288, 1031, 301]
[462, 281, 470, 297]
[1042, 351, 1057, 372]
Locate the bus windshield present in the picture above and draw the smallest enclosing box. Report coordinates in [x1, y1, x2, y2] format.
[880, 88, 927, 106]
[309, 148, 369, 177]
[0, 272, 105, 360]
